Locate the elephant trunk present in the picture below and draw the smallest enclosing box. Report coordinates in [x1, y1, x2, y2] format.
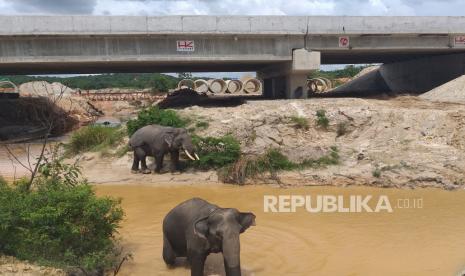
[222, 232, 241, 276]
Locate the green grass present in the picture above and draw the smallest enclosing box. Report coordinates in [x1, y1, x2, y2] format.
[126, 106, 188, 137]
[290, 116, 309, 130]
[219, 147, 340, 184]
[66, 125, 124, 155]
[316, 109, 329, 129]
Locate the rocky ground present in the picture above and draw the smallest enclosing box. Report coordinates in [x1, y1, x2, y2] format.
[75, 95, 465, 189]
[0, 256, 65, 276]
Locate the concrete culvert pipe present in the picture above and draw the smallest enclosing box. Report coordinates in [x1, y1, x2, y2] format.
[208, 79, 227, 94]
[307, 79, 318, 93]
[226, 80, 243, 93]
[194, 79, 209, 94]
[177, 79, 195, 90]
[320, 77, 333, 90]
[243, 78, 262, 94]
[315, 78, 328, 92]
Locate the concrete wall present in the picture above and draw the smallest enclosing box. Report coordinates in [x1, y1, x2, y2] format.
[332, 53, 465, 94]
[380, 53, 465, 93]
[1, 16, 464, 36]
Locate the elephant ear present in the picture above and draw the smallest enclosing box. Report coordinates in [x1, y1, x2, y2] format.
[163, 133, 175, 148]
[193, 216, 209, 240]
[238, 212, 256, 233]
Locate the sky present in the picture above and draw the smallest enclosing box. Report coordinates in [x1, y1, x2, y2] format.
[0, 0, 463, 17]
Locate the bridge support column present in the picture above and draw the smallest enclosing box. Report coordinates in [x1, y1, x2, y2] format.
[259, 49, 320, 99]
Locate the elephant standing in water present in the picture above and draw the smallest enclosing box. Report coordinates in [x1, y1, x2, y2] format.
[128, 124, 199, 174]
[163, 198, 256, 276]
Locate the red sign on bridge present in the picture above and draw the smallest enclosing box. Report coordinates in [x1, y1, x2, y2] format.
[177, 40, 195, 52]
[338, 36, 350, 48]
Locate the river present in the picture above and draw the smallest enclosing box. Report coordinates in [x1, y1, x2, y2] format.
[96, 185, 465, 276]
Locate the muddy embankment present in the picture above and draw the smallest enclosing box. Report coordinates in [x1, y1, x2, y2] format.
[0, 81, 101, 143]
[74, 95, 465, 190]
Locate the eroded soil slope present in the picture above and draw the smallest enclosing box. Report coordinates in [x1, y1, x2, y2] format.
[78, 96, 465, 189]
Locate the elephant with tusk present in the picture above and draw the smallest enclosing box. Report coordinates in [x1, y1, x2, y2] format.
[128, 124, 199, 174]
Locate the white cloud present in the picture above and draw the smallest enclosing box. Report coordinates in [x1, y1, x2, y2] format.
[0, 0, 462, 16]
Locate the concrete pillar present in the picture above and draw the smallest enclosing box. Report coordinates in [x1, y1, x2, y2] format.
[258, 49, 320, 99]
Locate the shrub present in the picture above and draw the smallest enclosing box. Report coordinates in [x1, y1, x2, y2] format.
[336, 121, 349, 137]
[372, 167, 381, 178]
[290, 116, 309, 130]
[316, 109, 329, 129]
[66, 125, 124, 155]
[192, 135, 241, 169]
[0, 162, 123, 273]
[126, 106, 188, 136]
[195, 121, 209, 130]
[0, 175, 6, 186]
[300, 146, 340, 167]
[219, 147, 340, 184]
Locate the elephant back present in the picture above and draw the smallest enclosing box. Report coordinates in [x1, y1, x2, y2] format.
[128, 124, 175, 148]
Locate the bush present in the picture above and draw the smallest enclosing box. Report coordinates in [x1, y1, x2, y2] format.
[290, 116, 309, 130]
[219, 147, 340, 184]
[0, 163, 123, 273]
[336, 121, 349, 137]
[195, 121, 209, 130]
[192, 135, 241, 169]
[372, 167, 381, 178]
[126, 106, 188, 136]
[66, 125, 124, 155]
[316, 109, 329, 129]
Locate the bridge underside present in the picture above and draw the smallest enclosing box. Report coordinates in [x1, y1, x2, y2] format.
[1, 50, 465, 75]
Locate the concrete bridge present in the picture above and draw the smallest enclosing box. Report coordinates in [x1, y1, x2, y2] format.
[1, 16, 465, 98]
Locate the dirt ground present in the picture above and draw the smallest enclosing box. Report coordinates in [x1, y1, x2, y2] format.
[76, 96, 465, 190]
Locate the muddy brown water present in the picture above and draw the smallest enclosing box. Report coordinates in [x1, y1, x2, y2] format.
[96, 185, 465, 276]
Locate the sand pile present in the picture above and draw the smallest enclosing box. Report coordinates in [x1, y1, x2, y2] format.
[18, 81, 100, 124]
[0, 256, 65, 276]
[420, 75, 465, 103]
[19, 81, 74, 98]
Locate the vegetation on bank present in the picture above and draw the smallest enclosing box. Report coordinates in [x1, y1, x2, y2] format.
[316, 109, 330, 129]
[192, 135, 241, 169]
[0, 73, 179, 91]
[219, 147, 340, 184]
[0, 157, 124, 274]
[126, 106, 188, 136]
[65, 125, 125, 155]
[309, 65, 369, 80]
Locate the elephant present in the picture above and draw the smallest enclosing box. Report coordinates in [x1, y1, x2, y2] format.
[128, 124, 199, 174]
[163, 198, 256, 276]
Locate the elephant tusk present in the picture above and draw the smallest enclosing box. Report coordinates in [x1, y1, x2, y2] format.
[194, 153, 200, 160]
[184, 149, 196, 161]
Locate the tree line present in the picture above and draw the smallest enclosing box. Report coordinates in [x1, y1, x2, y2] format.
[0, 73, 180, 92]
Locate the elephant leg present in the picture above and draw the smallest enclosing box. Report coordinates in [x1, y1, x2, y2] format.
[154, 153, 164, 173]
[163, 236, 176, 266]
[131, 151, 140, 173]
[170, 150, 180, 173]
[135, 148, 150, 174]
[140, 156, 151, 174]
[189, 252, 207, 276]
